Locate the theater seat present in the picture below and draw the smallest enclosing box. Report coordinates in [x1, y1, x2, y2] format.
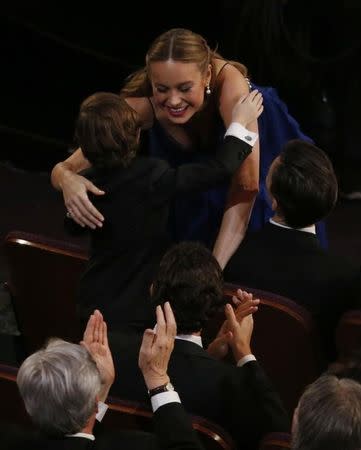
[104, 395, 237, 450]
[4, 230, 88, 356]
[336, 309, 361, 360]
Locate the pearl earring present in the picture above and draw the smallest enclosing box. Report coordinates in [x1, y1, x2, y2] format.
[206, 83, 211, 95]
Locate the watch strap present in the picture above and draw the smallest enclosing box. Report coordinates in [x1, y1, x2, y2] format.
[148, 382, 174, 397]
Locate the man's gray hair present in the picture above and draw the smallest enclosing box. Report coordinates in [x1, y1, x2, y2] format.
[17, 338, 101, 436]
[293, 375, 361, 450]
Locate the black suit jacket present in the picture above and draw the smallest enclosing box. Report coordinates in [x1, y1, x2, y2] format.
[224, 222, 361, 359]
[66, 136, 252, 330]
[1, 402, 202, 450]
[109, 331, 290, 450]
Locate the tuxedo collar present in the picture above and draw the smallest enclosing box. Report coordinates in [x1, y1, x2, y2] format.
[174, 337, 215, 360]
[175, 334, 203, 347]
[262, 222, 323, 251]
[269, 218, 316, 234]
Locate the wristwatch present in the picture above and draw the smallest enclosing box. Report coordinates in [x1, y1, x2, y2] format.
[148, 381, 175, 397]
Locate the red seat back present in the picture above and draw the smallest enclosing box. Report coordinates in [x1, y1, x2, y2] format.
[4, 230, 88, 355]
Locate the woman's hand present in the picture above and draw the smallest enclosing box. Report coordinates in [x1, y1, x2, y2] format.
[63, 171, 105, 229]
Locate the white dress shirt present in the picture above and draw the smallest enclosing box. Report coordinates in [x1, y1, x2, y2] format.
[269, 218, 316, 234]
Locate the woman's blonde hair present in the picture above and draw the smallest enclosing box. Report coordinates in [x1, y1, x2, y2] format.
[121, 28, 247, 97]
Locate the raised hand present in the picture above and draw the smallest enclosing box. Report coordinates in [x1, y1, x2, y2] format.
[81, 309, 115, 401]
[225, 302, 254, 362]
[207, 289, 258, 360]
[231, 288, 260, 320]
[139, 302, 177, 390]
[231, 89, 264, 126]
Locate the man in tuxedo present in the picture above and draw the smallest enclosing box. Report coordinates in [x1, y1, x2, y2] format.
[13, 306, 202, 450]
[110, 242, 290, 450]
[224, 139, 361, 360]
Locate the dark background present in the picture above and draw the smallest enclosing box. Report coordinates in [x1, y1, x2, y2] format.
[1, 0, 361, 191]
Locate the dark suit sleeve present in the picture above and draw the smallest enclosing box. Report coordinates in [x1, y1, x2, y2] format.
[238, 361, 291, 434]
[153, 402, 203, 450]
[152, 135, 252, 195]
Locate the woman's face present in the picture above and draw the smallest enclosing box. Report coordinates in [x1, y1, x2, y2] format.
[149, 60, 210, 124]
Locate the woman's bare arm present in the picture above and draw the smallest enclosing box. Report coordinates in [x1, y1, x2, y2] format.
[212, 64, 260, 269]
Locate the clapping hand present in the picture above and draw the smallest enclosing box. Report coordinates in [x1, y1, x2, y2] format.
[207, 289, 259, 360]
[139, 302, 176, 391]
[81, 309, 115, 401]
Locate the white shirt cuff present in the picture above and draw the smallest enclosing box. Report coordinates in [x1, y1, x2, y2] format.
[95, 401, 109, 422]
[151, 391, 181, 412]
[225, 122, 258, 147]
[237, 354, 256, 367]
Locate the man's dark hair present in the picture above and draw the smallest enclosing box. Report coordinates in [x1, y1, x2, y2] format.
[293, 375, 361, 450]
[75, 92, 140, 169]
[151, 242, 224, 334]
[269, 139, 338, 228]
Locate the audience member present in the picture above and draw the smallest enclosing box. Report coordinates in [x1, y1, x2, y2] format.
[224, 139, 361, 360]
[65, 91, 261, 330]
[110, 241, 290, 450]
[292, 374, 361, 450]
[12, 306, 203, 450]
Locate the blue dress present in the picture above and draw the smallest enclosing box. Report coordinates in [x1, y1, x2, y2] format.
[147, 84, 327, 248]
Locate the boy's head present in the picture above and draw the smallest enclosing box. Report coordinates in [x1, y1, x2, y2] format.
[75, 92, 140, 169]
[151, 241, 224, 334]
[266, 139, 338, 228]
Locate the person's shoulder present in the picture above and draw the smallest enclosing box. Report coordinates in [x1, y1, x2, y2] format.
[125, 97, 154, 129]
[212, 58, 249, 90]
[95, 429, 156, 450]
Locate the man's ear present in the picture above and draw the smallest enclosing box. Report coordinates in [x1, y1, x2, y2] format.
[271, 196, 278, 212]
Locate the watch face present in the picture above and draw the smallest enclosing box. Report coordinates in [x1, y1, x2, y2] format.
[166, 382, 175, 391]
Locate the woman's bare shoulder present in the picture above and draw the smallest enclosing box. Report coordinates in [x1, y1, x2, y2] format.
[213, 58, 249, 91]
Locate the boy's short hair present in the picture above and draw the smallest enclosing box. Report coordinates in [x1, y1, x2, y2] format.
[75, 92, 140, 169]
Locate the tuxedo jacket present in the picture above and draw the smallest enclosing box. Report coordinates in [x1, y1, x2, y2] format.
[65, 135, 252, 330]
[224, 222, 361, 359]
[109, 331, 290, 450]
[1, 402, 202, 450]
